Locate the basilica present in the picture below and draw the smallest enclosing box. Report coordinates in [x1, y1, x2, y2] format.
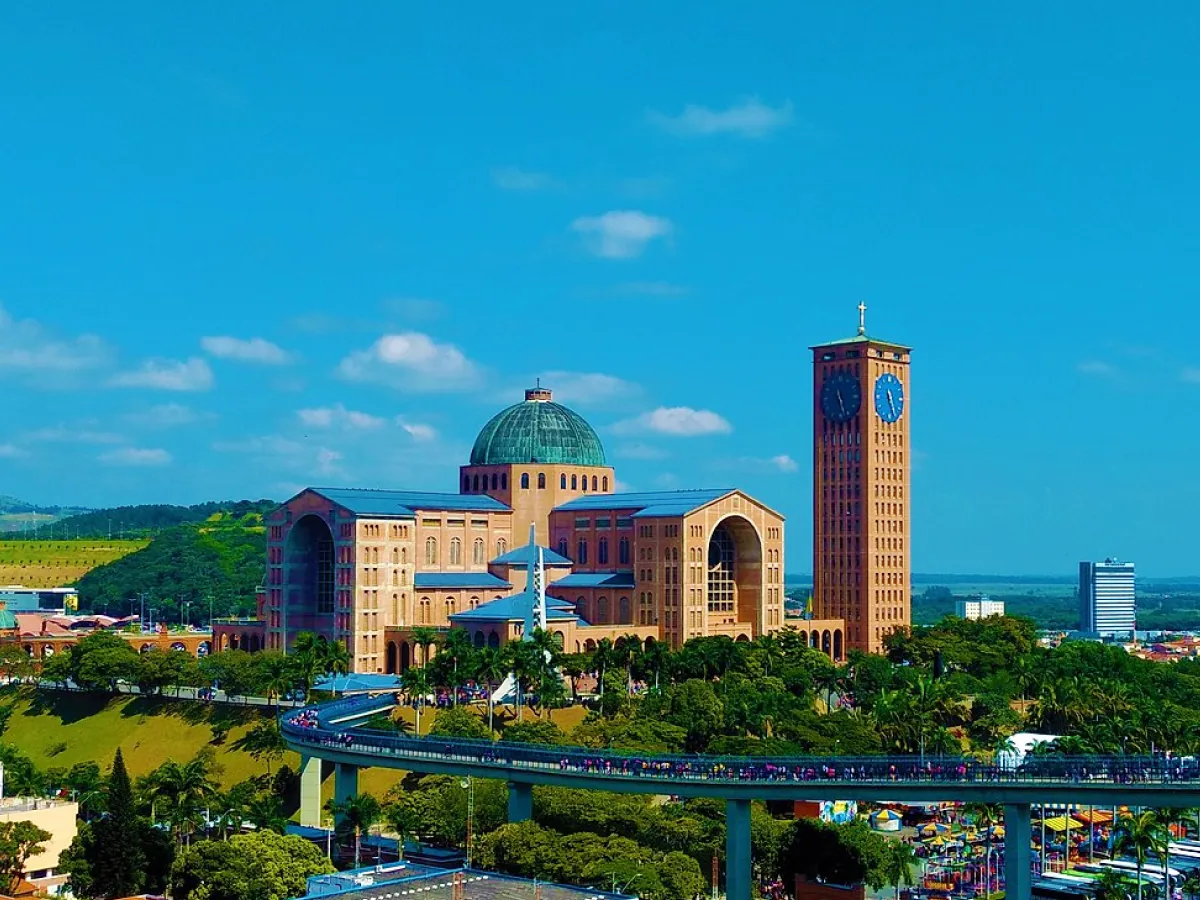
[216, 386, 845, 674]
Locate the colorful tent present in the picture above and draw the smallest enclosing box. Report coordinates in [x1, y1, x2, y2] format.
[1041, 816, 1084, 832]
[920, 822, 952, 837]
[869, 809, 903, 832]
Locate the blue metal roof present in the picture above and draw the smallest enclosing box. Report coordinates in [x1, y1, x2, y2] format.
[491, 545, 573, 567]
[553, 488, 734, 513]
[414, 573, 511, 590]
[308, 487, 510, 517]
[550, 572, 636, 589]
[449, 593, 578, 623]
[313, 672, 404, 692]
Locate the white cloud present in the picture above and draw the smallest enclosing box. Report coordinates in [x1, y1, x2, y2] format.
[398, 420, 438, 442]
[613, 406, 733, 437]
[201, 336, 291, 365]
[99, 447, 172, 467]
[492, 166, 555, 191]
[770, 454, 799, 473]
[0, 304, 113, 375]
[316, 447, 343, 476]
[648, 97, 794, 139]
[1077, 360, 1116, 377]
[570, 211, 672, 259]
[123, 403, 211, 427]
[1182, 367, 1200, 384]
[298, 404, 386, 431]
[539, 371, 640, 406]
[0, 443, 27, 459]
[337, 332, 479, 392]
[110, 357, 214, 392]
[25, 426, 124, 444]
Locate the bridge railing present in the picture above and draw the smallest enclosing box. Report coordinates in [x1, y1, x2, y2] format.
[282, 704, 1200, 788]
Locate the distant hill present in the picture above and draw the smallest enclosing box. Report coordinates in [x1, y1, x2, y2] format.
[9, 499, 277, 540]
[0, 495, 93, 533]
[74, 510, 270, 622]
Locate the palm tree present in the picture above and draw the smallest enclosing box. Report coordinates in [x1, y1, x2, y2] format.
[1095, 868, 1136, 900]
[148, 758, 218, 846]
[964, 803, 1002, 899]
[387, 802, 418, 861]
[883, 840, 918, 900]
[639, 640, 672, 692]
[411, 626, 441, 669]
[292, 632, 350, 699]
[437, 628, 475, 706]
[401, 666, 432, 734]
[474, 647, 507, 732]
[244, 794, 288, 834]
[325, 792, 382, 868]
[1155, 808, 1187, 894]
[1115, 811, 1169, 900]
[613, 634, 643, 695]
[504, 639, 543, 722]
[255, 651, 294, 710]
[590, 638, 615, 697]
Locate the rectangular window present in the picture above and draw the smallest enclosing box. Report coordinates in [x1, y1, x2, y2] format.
[421, 518, 440, 527]
[446, 518, 464, 527]
[616, 517, 633, 529]
[574, 517, 591, 529]
[471, 518, 488, 529]
[595, 516, 611, 529]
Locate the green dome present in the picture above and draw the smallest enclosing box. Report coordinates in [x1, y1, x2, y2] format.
[470, 388, 607, 467]
[0, 609, 16, 630]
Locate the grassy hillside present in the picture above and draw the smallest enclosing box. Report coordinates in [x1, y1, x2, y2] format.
[75, 513, 269, 622]
[13, 500, 277, 541]
[0, 540, 149, 588]
[0, 496, 92, 534]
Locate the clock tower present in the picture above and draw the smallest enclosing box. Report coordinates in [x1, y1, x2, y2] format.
[811, 305, 912, 655]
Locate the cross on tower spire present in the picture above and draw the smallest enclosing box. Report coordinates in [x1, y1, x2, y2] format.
[857, 301, 867, 336]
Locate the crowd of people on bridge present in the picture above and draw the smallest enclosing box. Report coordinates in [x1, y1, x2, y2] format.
[284, 704, 1200, 786]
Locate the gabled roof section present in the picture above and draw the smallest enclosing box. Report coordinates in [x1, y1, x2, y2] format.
[491, 545, 573, 567]
[449, 593, 578, 623]
[307, 487, 510, 518]
[414, 573, 511, 590]
[554, 488, 734, 514]
[810, 334, 911, 351]
[551, 572, 636, 589]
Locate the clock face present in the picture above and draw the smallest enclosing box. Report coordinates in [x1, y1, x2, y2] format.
[874, 373, 905, 423]
[820, 372, 862, 423]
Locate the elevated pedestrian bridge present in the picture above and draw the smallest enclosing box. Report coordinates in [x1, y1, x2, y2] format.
[285, 697, 1200, 900]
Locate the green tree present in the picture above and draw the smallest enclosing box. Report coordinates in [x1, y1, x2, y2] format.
[148, 757, 219, 846]
[70, 749, 155, 899]
[253, 651, 295, 709]
[325, 792, 382, 867]
[883, 840, 918, 900]
[429, 705, 491, 740]
[170, 831, 334, 900]
[290, 632, 351, 700]
[964, 803, 1001, 899]
[401, 666, 432, 734]
[235, 719, 288, 775]
[0, 820, 51, 893]
[474, 647, 507, 733]
[1115, 811, 1169, 900]
[411, 626, 442, 669]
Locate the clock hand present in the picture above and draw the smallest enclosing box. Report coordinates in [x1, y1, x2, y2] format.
[837, 391, 846, 415]
[887, 390, 896, 415]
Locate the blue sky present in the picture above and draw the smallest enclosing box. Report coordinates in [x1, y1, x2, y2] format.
[2, 3, 1199, 575]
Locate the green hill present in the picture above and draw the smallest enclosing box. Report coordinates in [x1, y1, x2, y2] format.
[75, 512, 271, 623]
[9, 499, 276, 541]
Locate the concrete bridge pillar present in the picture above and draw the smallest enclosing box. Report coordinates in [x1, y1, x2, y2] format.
[333, 762, 359, 824]
[726, 799, 751, 900]
[507, 781, 533, 822]
[299, 754, 323, 828]
[1004, 802, 1032, 899]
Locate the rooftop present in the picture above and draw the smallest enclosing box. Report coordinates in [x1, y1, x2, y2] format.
[413, 573, 511, 590]
[551, 572, 636, 589]
[555, 488, 735, 513]
[449, 593, 577, 623]
[469, 387, 607, 468]
[491, 545, 573, 567]
[305, 488, 510, 518]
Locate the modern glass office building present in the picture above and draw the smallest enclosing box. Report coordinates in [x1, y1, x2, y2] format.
[1079, 558, 1136, 636]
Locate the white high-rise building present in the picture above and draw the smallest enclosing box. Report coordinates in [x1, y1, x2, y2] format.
[956, 596, 1005, 620]
[1079, 559, 1136, 636]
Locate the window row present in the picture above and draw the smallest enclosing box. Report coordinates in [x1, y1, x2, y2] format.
[423, 536, 507, 564]
[463, 472, 509, 493]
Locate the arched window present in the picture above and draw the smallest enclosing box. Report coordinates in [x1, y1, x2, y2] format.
[473, 537, 485, 565]
[520, 473, 530, 489]
[401, 547, 408, 564]
[419, 598, 431, 624]
[537, 472, 546, 489]
[592, 476, 598, 491]
[450, 538, 462, 565]
[558, 538, 569, 559]
[598, 537, 609, 565]
[445, 597, 456, 618]
[472, 474, 480, 492]
[491, 473, 498, 490]
[501, 473, 508, 489]
[581, 478, 588, 493]
[560, 473, 567, 489]
[425, 537, 438, 565]
[618, 537, 630, 565]
[571, 474, 578, 490]
[577, 539, 588, 564]
[392, 570, 399, 586]
[496, 538, 508, 557]
[619, 596, 631, 621]
[469, 596, 480, 609]
[602, 476, 609, 491]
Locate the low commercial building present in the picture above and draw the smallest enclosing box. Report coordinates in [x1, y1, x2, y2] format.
[0, 796, 78, 893]
[955, 596, 1005, 620]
